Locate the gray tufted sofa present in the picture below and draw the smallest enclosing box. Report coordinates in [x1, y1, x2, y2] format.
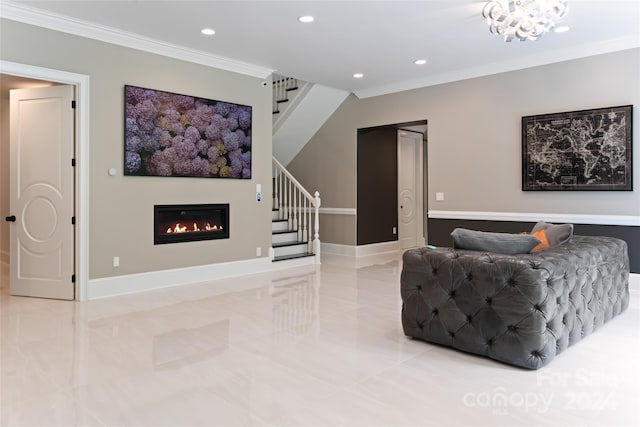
[401, 236, 629, 369]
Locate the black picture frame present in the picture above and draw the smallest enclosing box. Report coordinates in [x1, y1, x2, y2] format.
[522, 105, 632, 191]
[124, 84, 252, 179]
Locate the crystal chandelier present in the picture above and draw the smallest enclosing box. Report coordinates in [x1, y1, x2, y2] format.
[482, 0, 569, 42]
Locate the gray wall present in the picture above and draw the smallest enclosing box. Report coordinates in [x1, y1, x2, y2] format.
[1, 19, 273, 279]
[287, 48, 640, 246]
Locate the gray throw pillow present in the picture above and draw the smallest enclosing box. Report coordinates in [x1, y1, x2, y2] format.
[531, 222, 574, 246]
[451, 228, 541, 254]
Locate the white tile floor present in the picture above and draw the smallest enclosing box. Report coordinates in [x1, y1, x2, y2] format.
[1, 253, 639, 426]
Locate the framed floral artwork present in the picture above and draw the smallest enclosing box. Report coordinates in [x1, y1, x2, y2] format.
[124, 85, 252, 178]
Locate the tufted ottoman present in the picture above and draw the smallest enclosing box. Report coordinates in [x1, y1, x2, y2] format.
[400, 236, 630, 369]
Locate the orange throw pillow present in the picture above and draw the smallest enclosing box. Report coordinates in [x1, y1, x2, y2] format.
[531, 230, 550, 251]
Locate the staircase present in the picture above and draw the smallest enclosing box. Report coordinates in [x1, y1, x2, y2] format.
[272, 74, 312, 132]
[272, 75, 299, 115]
[270, 157, 321, 264]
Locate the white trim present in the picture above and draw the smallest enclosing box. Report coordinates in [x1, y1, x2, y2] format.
[0, 1, 273, 79]
[355, 41, 640, 98]
[357, 241, 400, 257]
[321, 243, 357, 257]
[319, 207, 356, 216]
[0, 60, 90, 301]
[86, 256, 316, 300]
[428, 210, 640, 227]
[321, 241, 401, 257]
[630, 273, 639, 290]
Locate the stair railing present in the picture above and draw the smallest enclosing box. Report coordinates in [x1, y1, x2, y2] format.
[272, 157, 321, 263]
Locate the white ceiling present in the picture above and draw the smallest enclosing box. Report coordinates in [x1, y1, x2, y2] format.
[3, 0, 639, 98]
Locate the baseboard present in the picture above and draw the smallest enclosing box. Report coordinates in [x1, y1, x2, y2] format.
[86, 256, 317, 300]
[321, 242, 357, 256]
[630, 273, 639, 290]
[321, 241, 401, 257]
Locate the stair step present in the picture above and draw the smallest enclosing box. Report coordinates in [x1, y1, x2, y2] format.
[273, 252, 315, 262]
[286, 86, 299, 92]
[277, 99, 289, 104]
[272, 241, 307, 248]
[271, 220, 290, 232]
[272, 241, 308, 258]
[272, 230, 298, 245]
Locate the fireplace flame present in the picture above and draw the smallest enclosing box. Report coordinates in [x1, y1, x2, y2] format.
[165, 222, 222, 234]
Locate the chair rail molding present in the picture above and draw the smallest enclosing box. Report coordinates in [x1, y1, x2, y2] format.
[428, 210, 640, 227]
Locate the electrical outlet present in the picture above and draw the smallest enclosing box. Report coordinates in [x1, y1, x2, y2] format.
[436, 192, 445, 201]
[256, 247, 262, 257]
[113, 256, 120, 267]
[392, 227, 397, 235]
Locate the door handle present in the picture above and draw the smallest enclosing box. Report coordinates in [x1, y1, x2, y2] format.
[5, 215, 16, 222]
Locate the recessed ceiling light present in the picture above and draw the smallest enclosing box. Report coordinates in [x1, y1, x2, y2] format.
[554, 25, 570, 33]
[414, 59, 427, 65]
[353, 73, 364, 79]
[298, 15, 314, 23]
[201, 28, 215, 36]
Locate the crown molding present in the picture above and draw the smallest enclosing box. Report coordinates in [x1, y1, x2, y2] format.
[354, 37, 640, 99]
[0, 1, 274, 79]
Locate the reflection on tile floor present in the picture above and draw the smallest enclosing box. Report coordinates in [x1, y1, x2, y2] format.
[1, 254, 639, 426]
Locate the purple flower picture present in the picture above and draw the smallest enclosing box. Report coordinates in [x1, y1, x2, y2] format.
[124, 85, 252, 179]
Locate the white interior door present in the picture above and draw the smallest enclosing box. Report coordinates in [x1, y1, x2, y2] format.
[9, 85, 75, 300]
[398, 130, 424, 250]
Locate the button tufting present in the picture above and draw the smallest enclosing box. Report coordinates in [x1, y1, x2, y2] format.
[416, 285, 422, 291]
[449, 331, 455, 338]
[432, 308, 439, 315]
[485, 297, 493, 305]
[533, 304, 542, 311]
[487, 339, 493, 346]
[508, 278, 517, 286]
[432, 268, 438, 275]
[508, 325, 518, 332]
[466, 315, 473, 322]
[531, 350, 542, 358]
[449, 290, 456, 298]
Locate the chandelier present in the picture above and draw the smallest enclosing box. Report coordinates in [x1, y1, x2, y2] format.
[482, 0, 569, 42]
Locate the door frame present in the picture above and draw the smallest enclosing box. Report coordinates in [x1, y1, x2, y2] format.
[397, 129, 425, 248]
[2, 60, 90, 301]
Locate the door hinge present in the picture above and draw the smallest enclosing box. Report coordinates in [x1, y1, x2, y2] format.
[71, 100, 76, 109]
[72, 158, 76, 167]
[72, 216, 76, 225]
[72, 274, 76, 283]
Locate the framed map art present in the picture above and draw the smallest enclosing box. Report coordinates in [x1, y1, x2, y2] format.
[522, 105, 632, 191]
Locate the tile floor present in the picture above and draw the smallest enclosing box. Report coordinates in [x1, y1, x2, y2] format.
[1, 253, 639, 426]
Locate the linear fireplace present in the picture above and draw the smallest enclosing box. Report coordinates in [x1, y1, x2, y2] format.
[154, 204, 229, 245]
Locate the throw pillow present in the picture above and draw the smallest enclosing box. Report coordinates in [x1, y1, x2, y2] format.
[531, 229, 550, 251]
[530, 222, 574, 246]
[451, 228, 541, 255]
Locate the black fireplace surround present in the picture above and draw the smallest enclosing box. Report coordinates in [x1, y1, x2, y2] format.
[154, 204, 229, 245]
